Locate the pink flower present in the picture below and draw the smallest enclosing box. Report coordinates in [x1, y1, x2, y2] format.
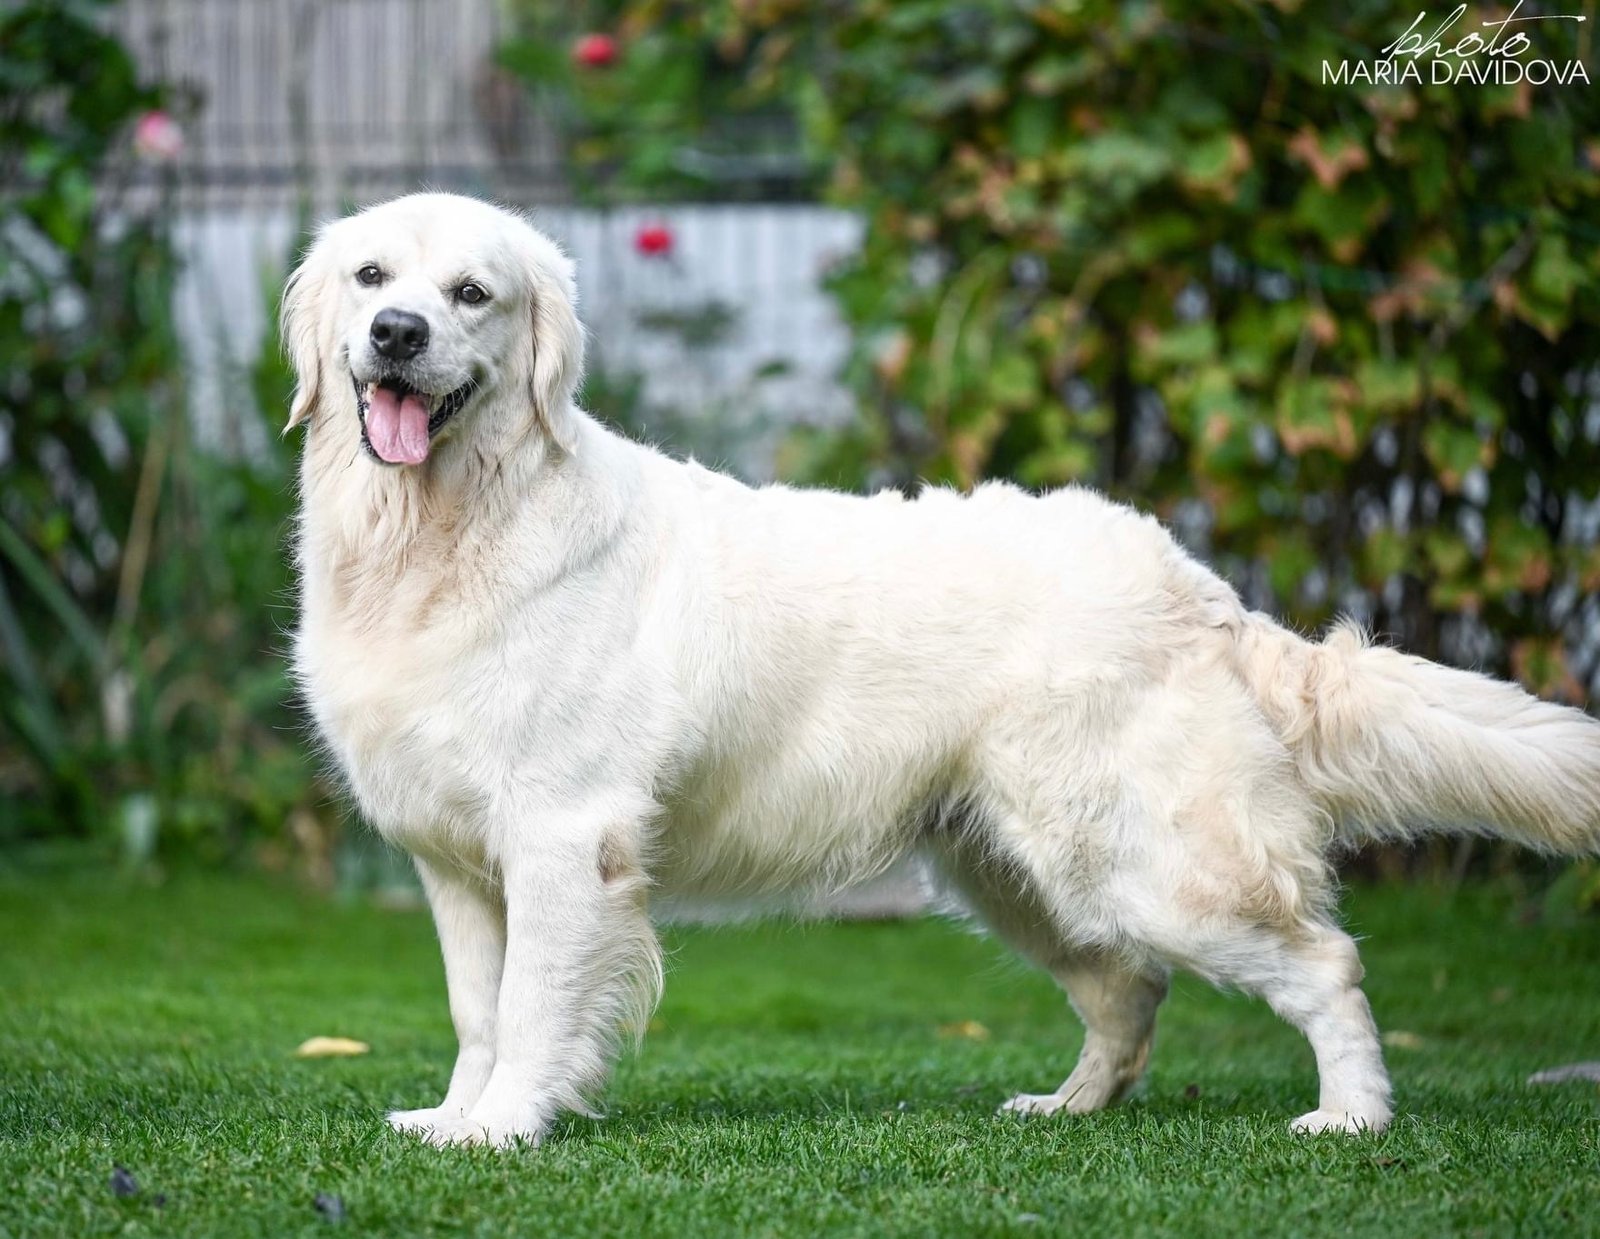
[634, 223, 674, 258]
[132, 110, 183, 162]
[572, 33, 619, 69]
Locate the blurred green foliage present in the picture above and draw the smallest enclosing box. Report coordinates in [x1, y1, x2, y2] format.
[0, 0, 314, 864]
[522, 0, 1600, 702]
[5, 0, 1598, 888]
[501, 3, 813, 200]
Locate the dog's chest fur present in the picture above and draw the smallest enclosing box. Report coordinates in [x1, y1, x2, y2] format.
[297, 571, 498, 864]
[292, 455, 680, 873]
[291, 466, 540, 867]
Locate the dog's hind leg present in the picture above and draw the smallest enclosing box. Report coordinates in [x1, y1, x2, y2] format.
[926, 835, 1168, 1116]
[1000, 955, 1168, 1116]
[1158, 919, 1392, 1134]
[1265, 930, 1392, 1135]
[1118, 792, 1392, 1132]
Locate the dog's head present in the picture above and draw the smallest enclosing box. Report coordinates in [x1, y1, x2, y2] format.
[281, 193, 584, 465]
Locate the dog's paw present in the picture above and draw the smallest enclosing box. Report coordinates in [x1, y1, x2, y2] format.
[419, 1117, 494, 1147]
[416, 1114, 542, 1149]
[1289, 1108, 1389, 1135]
[998, 1092, 1071, 1117]
[395, 1114, 451, 1139]
[387, 1106, 461, 1135]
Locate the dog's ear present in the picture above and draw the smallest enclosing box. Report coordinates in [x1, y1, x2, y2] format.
[281, 241, 331, 433]
[528, 251, 586, 456]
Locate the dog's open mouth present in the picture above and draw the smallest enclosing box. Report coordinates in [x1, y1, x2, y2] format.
[353, 374, 475, 466]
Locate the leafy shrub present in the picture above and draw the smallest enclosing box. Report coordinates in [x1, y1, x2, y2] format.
[501, 3, 813, 201]
[525, 1, 1600, 702]
[0, 0, 315, 864]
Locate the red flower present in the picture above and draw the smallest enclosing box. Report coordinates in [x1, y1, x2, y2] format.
[572, 33, 618, 68]
[132, 110, 183, 162]
[634, 223, 674, 258]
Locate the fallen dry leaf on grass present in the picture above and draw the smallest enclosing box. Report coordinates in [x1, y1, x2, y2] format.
[294, 1036, 370, 1058]
[936, 1020, 990, 1041]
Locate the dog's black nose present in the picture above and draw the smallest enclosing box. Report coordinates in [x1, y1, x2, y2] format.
[370, 308, 429, 360]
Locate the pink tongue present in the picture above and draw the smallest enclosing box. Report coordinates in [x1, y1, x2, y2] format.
[365, 386, 431, 464]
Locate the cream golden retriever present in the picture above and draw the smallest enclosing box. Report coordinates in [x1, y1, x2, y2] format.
[285, 192, 1600, 1147]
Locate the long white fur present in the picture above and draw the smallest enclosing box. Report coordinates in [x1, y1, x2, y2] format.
[286, 193, 1600, 1147]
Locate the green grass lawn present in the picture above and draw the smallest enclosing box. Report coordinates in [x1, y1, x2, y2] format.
[1, 874, 1597, 1238]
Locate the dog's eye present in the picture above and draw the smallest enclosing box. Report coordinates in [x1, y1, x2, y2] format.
[356, 264, 383, 287]
[456, 283, 488, 306]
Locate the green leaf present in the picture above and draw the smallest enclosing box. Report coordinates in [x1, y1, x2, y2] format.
[1180, 132, 1247, 193]
[1354, 360, 1422, 414]
[1008, 97, 1057, 160]
[1071, 133, 1172, 197]
[0, 519, 104, 669]
[1528, 234, 1579, 309]
[987, 351, 1039, 410]
[1422, 422, 1490, 492]
[1266, 530, 1318, 603]
[1362, 529, 1412, 586]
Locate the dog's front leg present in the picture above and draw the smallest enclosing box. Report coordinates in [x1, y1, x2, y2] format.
[424, 807, 659, 1148]
[388, 858, 505, 1135]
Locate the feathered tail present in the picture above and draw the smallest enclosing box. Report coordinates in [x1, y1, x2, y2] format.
[1238, 616, 1600, 853]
